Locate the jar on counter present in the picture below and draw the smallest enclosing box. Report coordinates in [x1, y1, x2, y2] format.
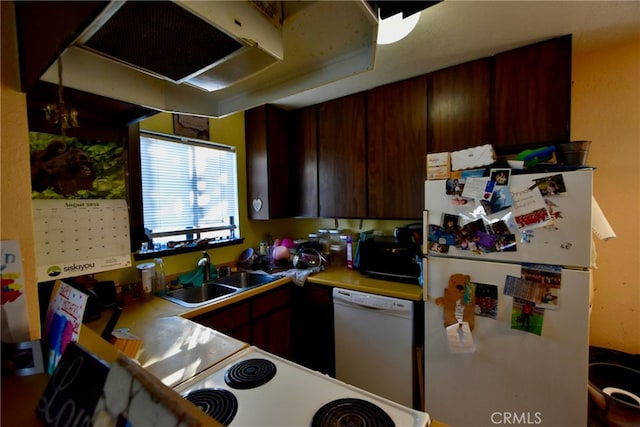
[330, 243, 346, 266]
[301, 233, 318, 252]
[329, 230, 346, 266]
[318, 229, 331, 257]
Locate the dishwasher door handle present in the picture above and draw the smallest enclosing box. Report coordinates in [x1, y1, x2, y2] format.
[333, 287, 412, 315]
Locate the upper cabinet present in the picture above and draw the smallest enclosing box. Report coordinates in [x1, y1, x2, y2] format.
[317, 93, 367, 218]
[245, 105, 291, 220]
[290, 106, 319, 218]
[427, 35, 571, 153]
[15, 1, 108, 93]
[368, 76, 427, 219]
[427, 58, 491, 154]
[492, 35, 572, 147]
[252, 35, 572, 220]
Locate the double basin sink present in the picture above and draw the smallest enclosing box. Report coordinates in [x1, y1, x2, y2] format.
[162, 271, 280, 308]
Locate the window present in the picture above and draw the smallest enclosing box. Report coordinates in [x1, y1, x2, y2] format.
[138, 131, 239, 250]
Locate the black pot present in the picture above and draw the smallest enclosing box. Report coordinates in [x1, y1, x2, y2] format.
[238, 247, 258, 269]
[293, 248, 325, 269]
[588, 362, 640, 427]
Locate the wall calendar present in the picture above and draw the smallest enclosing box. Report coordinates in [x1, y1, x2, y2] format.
[33, 199, 132, 281]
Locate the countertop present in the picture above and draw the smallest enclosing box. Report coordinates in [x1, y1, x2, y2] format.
[86, 266, 424, 334]
[80, 266, 425, 395]
[306, 266, 424, 300]
[1, 323, 217, 427]
[1, 267, 438, 427]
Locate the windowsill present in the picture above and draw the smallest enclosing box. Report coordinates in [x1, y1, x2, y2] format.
[133, 238, 245, 261]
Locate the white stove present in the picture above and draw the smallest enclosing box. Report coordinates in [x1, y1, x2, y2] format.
[174, 346, 430, 426]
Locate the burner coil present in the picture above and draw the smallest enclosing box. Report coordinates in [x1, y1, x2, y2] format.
[183, 388, 238, 426]
[224, 358, 277, 389]
[312, 398, 395, 427]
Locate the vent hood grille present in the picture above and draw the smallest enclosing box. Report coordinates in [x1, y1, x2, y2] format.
[74, 0, 283, 92]
[39, 1, 378, 117]
[82, 2, 244, 83]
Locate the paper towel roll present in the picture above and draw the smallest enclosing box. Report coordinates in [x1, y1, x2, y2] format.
[592, 197, 616, 241]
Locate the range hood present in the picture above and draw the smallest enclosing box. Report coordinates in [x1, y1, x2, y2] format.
[39, 1, 378, 118]
[73, 1, 283, 92]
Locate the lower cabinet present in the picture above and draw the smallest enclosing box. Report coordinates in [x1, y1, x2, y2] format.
[193, 285, 292, 359]
[252, 286, 292, 359]
[193, 283, 336, 375]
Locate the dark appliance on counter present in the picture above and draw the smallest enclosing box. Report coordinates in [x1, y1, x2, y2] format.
[358, 236, 422, 284]
[394, 223, 423, 246]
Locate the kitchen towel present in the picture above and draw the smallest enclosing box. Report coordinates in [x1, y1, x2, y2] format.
[275, 266, 324, 287]
[177, 264, 216, 287]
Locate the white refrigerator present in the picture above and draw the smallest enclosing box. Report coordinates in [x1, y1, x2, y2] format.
[423, 168, 594, 427]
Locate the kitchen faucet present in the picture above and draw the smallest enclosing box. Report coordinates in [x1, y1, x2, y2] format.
[197, 251, 211, 282]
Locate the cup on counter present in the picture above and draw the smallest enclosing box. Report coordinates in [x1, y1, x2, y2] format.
[136, 262, 155, 299]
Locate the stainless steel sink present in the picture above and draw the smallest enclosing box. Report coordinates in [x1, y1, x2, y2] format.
[162, 282, 239, 307]
[214, 271, 278, 289]
[161, 271, 279, 307]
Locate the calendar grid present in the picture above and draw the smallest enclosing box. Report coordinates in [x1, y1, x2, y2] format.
[33, 200, 132, 281]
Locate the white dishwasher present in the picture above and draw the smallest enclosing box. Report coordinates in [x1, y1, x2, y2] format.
[333, 287, 414, 408]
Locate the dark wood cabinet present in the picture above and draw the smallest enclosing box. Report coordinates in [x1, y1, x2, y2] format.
[427, 58, 491, 154]
[277, 36, 572, 220]
[317, 93, 367, 218]
[290, 106, 319, 217]
[252, 286, 292, 359]
[367, 76, 427, 219]
[193, 285, 293, 359]
[245, 105, 292, 220]
[15, 1, 108, 93]
[492, 35, 572, 148]
[193, 299, 252, 344]
[292, 283, 335, 376]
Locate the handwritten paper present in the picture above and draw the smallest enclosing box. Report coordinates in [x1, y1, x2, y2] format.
[446, 322, 475, 353]
[510, 186, 552, 231]
[461, 177, 495, 201]
[36, 342, 110, 426]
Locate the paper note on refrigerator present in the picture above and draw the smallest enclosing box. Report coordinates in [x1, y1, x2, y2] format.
[446, 322, 475, 353]
[510, 186, 552, 231]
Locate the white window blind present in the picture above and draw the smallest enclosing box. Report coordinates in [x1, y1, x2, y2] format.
[139, 131, 239, 245]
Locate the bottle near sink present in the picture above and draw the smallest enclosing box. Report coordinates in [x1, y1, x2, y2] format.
[154, 258, 166, 296]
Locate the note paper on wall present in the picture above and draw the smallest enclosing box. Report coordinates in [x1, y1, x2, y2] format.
[1, 240, 30, 342]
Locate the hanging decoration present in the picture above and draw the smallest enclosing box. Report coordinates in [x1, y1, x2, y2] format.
[43, 55, 79, 135]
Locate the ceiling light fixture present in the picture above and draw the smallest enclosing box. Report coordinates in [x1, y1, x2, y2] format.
[377, 11, 421, 45]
